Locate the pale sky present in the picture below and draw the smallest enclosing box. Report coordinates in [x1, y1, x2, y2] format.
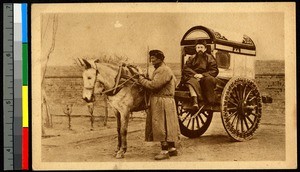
[42, 12, 284, 66]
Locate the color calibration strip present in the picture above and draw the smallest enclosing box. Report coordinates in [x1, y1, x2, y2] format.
[3, 3, 28, 170]
[14, 3, 28, 170]
[21, 3, 29, 170]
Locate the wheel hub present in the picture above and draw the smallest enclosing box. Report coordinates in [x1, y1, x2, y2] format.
[237, 101, 245, 115]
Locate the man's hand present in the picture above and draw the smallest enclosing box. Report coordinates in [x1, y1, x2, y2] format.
[136, 67, 143, 74]
[194, 74, 203, 79]
[130, 68, 140, 76]
[130, 66, 143, 76]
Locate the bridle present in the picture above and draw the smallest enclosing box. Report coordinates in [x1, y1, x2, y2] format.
[86, 64, 141, 97]
[83, 62, 149, 110]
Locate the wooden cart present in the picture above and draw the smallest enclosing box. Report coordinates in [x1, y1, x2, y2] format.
[175, 25, 264, 141]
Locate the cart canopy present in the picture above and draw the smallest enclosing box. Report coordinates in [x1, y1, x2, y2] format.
[181, 25, 256, 56]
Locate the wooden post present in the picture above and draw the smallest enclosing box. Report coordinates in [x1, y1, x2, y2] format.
[63, 104, 73, 130]
[45, 100, 52, 128]
[42, 90, 52, 128]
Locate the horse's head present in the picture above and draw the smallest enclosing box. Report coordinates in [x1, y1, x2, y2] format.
[81, 59, 104, 103]
[80, 58, 119, 102]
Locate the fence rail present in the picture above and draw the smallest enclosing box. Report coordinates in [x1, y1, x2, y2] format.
[45, 75, 82, 78]
[255, 73, 285, 77]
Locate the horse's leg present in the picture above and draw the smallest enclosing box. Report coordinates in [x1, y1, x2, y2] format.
[130, 112, 133, 121]
[115, 111, 121, 153]
[116, 111, 129, 159]
[103, 95, 108, 126]
[121, 112, 129, 153]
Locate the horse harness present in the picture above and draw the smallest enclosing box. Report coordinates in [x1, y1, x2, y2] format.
[96, 63, 142, 96]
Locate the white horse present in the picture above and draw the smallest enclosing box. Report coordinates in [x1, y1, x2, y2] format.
[80, 58, 147, 159]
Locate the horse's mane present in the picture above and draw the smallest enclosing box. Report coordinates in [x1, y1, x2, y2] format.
[92, 54, 142, 75]
[95, 54, 130, 66]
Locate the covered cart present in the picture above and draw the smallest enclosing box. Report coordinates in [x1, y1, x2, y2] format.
[175, 25, 265, 141]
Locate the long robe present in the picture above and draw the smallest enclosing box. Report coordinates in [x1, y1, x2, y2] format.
[139, 63, 180, 142]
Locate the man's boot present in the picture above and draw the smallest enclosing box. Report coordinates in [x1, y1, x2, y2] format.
[154, 150, 170, 160]
[192, 96, 199, 109]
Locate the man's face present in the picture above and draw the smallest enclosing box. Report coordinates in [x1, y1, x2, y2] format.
[195, 44, 207, 53]
[150, 56, 162, 66]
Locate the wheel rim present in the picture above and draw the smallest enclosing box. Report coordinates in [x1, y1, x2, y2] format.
[221, 78, 262, 141]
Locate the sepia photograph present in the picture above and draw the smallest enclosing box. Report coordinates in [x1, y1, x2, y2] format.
[31, 2, 296, 170]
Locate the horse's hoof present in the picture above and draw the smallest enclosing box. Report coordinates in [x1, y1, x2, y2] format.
[115, 151, 124, 159]
[115, 147, 120, 153]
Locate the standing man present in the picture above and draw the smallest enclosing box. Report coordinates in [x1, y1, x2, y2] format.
[182, 40, 219, 109]
[132, 49, 180, 160]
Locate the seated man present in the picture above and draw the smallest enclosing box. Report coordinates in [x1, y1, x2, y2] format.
[182, 40, 219, 109]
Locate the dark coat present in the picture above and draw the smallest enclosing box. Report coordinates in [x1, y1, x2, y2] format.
[182, 52, 219, 99]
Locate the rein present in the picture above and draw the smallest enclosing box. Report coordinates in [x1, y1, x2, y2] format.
[91, 63, 149, 110]
[98, 65, 141, 95]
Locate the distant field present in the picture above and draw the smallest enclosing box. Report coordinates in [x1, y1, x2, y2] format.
[45, 60, 284, 77]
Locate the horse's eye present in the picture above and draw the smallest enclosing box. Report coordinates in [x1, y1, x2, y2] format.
[88, 77, 91, 80]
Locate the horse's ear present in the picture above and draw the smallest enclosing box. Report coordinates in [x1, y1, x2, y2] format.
[82, 59, 92, 69]
[76, 58, 84, 67]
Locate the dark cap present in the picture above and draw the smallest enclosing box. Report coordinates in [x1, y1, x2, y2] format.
[195, 39, 207, 47]
[149, 49, 165, 61]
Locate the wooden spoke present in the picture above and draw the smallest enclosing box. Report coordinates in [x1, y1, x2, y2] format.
[192, 118, 195, 131]
[202, 112, 208, 118]
[242, 84, 248, 100]
[243, 115, 250, 130]
[181, 112, 190, 123]
[230, 92, 239, 103]
[247, 96, 256, 102]
[228, 98, 238, 107]
[195, 116, 200, 129]
[198, 114, 205, 125]
[240, 115, 244, 133]
[245, 115, 254, 125]
[231, 113, 238, 126]
[186, 117, 192, 129]
[244, 88, 254, 102]
[227, 111, 237, 121]
[236, 115, 240, 132]
[234, 87, 241, 101]
[238, 84, 243, 101]
[226, 107, 238, 111]
[250, 112, 258, 117]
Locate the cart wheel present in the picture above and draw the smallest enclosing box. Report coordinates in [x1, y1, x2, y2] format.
[176, 99, 213, 138]
[221, 77, 262, 141]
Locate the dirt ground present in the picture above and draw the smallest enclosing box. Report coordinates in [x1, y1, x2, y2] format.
[41, 102, 285, 165]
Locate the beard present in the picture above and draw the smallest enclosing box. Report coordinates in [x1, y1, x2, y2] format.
[197, 50, 204, 56]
